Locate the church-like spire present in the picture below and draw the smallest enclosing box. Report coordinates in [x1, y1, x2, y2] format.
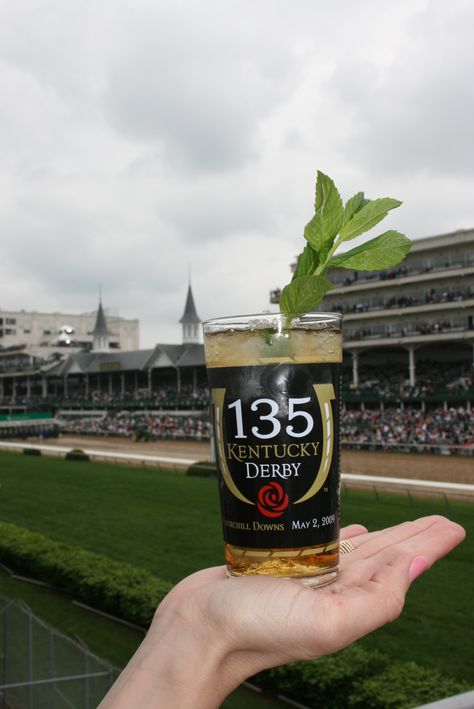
[179, 283, 201, 344]
[92, 298, 110, 352]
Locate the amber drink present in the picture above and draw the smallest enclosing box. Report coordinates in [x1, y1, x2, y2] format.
[203, 312, 342, 587]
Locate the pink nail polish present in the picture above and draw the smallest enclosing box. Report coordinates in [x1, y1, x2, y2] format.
[409, 556, 429, 582]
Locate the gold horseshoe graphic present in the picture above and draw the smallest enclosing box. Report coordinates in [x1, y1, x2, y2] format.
[295, 383, 336, 504]
[212, 388, 254, 505]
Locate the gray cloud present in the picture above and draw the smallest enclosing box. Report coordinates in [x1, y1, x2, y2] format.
[1, 0, 474, 346]
[331, 1, 474, 176]
[102, 3, 301, 172]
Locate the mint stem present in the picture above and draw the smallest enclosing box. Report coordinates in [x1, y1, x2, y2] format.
[314, 235, 343, 276]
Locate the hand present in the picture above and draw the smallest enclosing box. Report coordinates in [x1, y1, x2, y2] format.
[99, 515, 465, 709]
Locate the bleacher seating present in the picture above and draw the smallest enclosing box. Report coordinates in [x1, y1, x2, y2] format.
[1, 364, 472, 454]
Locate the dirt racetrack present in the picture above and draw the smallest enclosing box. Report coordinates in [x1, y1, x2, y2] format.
[341, 448, 472, 485]
[39, 435, 473, 485]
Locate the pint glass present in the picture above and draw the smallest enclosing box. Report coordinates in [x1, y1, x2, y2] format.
[203, 312, 342, 587]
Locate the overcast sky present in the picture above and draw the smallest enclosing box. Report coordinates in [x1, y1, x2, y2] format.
[1, 0, 474, 347]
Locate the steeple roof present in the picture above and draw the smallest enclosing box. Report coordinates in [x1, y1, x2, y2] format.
[179, 284, 201, 324]
[92, 301, 110, 337]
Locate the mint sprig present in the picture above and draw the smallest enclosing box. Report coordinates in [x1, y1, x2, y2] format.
[279, 171, 412, 318]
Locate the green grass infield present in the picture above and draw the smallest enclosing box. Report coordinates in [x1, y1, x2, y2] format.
[0, 450, 472, 682]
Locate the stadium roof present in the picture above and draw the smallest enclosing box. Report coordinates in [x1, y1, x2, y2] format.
[43, 343, 205, 377]
[175, 342, 205, 367]
[411, 228, 474, 252]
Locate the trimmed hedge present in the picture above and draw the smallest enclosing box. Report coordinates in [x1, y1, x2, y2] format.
[0, 521, 171, 626]
[254, 646, 471, 709]
[349, 662, 471, 709]
[254, 646, 387, 707]
[23, 448, 42, 456]
[186, 461, 217, 477]
[65, 448, 90, 462]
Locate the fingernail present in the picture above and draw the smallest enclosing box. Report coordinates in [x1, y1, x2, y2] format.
[409, 556, 429, 582]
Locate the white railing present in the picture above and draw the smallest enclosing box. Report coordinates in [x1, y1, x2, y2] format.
[415, 690, 474, 708]
[0, 440, 195, 468]
[341, 473, 474, 498]
[342, 440, 474, 457]
[1, 440, 473, 498]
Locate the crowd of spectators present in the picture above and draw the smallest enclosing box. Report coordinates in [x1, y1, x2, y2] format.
[341, 405, 473, 453]
[2, 360, 473, 454]
[271, 256, 474, 300]
[0, 423, 59, 441]
[59, 412, 211, 441]
[346, 318, 471, 342]
[55, 404, 473, 454]
[1, 363, 472, 410]
[344, 361, 473, 399]
[333, 255, 474, 288]
[0, 384, 209, 411]
[330, 286, 473, 315]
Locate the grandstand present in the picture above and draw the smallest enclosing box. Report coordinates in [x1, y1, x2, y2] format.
[0, 285, 205, 408]
[0, 249, 473, 454]
[271, 228, 474, 406]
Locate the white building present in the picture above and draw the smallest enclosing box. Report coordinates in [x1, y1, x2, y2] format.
[0, 307, 139, 351]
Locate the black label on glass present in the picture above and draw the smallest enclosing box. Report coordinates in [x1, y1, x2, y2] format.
[208, 362, 341, 549]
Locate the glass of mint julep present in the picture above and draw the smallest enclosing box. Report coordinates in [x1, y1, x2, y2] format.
[203, 171, 411, 586]
[204, 311, 343, 586]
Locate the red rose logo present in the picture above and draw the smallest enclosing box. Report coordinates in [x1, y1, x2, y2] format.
[257, 482, 289, 518]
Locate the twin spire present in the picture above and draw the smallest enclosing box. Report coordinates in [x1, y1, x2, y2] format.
[92, 281, 201, 351]
[179, 283, 201, 344]
[92, 298, 110, 352]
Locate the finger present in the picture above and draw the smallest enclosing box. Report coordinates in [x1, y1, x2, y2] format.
[346, 549, 431, 639]
[316, 519, 465, 653]
[370, 516, 464, 585]
[338, 516, 465, 589]
[340, 524, 368, 540]
[337, 520, 417, 557]
[340, 519, 417, 553]
[338, 520, 413, 569]
[341, 515, 459, 561]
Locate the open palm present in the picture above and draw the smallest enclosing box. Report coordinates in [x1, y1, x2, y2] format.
[100, 515, 464, 709]
[157, 516, 464, 677]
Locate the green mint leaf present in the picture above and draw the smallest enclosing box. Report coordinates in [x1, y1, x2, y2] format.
[277, 171, 411, 319]
[330, 230, 412, 271]
[342, 191, 368, 226]
[292, 243, 319, 280]
[339, 197, 402, 242]
[279, 274, 333, 316]
[303, 214, 319, 250]
[305, 171, 343, 256]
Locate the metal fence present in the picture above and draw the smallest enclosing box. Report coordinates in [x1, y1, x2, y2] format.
[0, 596, 118, 709]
